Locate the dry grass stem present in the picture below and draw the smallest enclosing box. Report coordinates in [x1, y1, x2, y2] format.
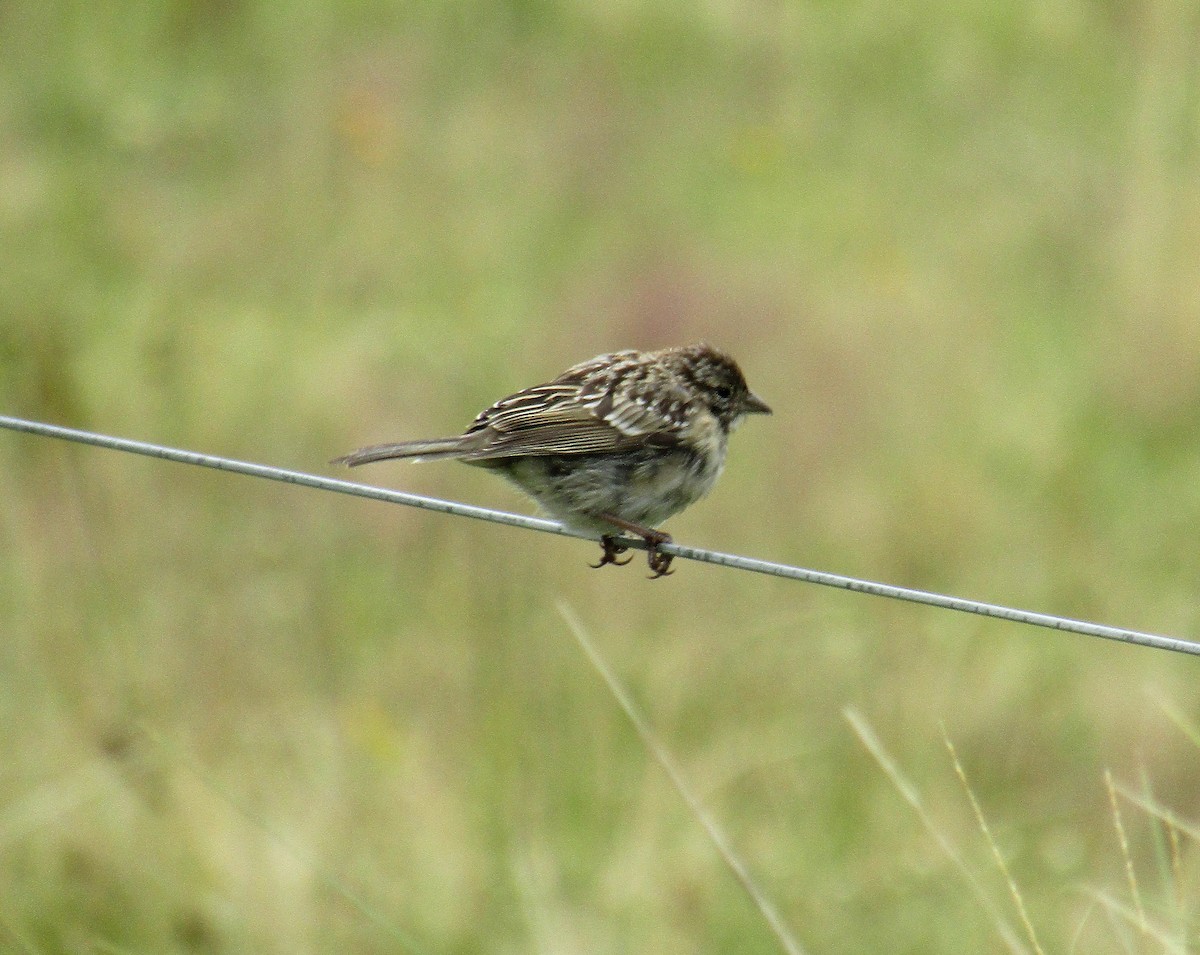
[558, 600, 807, 955]
[844, 708, 1029, 955]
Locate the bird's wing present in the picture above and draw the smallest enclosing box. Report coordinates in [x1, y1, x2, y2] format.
[455, 374, 688, 460]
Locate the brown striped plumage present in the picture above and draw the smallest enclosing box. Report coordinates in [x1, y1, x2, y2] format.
[333, 344, 770, 577]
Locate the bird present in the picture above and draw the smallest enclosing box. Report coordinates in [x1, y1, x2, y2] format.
[332, 343, 771, 577]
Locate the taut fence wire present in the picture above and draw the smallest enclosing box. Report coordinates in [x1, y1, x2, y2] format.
[3, 414, 1198, 659]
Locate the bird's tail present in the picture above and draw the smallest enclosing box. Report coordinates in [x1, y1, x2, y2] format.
[331, 437, 468, 467]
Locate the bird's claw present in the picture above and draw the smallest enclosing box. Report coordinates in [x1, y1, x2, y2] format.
[644, 532, 674, 579]
[646, 549, 674, 579]
[591, 536, 633, 568]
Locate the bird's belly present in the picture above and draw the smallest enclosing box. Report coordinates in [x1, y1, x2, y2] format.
[497, 447, 725, 532]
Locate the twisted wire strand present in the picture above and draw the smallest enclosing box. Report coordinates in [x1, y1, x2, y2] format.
[3, 414, 1197, 658]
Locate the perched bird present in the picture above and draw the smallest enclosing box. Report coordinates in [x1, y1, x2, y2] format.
[332, 343, 771, 577]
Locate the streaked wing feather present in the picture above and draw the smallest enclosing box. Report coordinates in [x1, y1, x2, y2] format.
[458, 374, 684, 460]
[458, 424, 630, 459]
[601, 394, 677, 436]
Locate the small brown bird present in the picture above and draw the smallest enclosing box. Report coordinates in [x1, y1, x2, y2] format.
[333, 343, 771, 577]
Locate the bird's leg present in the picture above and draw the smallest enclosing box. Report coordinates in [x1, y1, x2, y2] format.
[590, 535, 633, 568]
[597, 514, 675, 579]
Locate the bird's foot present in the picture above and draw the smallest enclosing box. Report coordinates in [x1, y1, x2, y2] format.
[590, 535, 633, 569]
[594, 514, 674, 579]
[643, 529, 674, 579]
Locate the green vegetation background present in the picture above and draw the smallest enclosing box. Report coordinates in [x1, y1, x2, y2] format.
[2, 0, 1199, 951]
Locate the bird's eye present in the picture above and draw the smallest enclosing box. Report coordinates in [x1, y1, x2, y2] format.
[713, 385, 733, 401]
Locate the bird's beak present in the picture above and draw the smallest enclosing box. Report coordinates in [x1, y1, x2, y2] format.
[743, 392, 772, 415]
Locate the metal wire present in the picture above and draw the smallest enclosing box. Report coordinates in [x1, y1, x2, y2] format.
[3, 413, 1198, 658]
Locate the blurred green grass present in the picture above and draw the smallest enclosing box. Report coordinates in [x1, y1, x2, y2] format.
[3, 0, 1200, 951]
